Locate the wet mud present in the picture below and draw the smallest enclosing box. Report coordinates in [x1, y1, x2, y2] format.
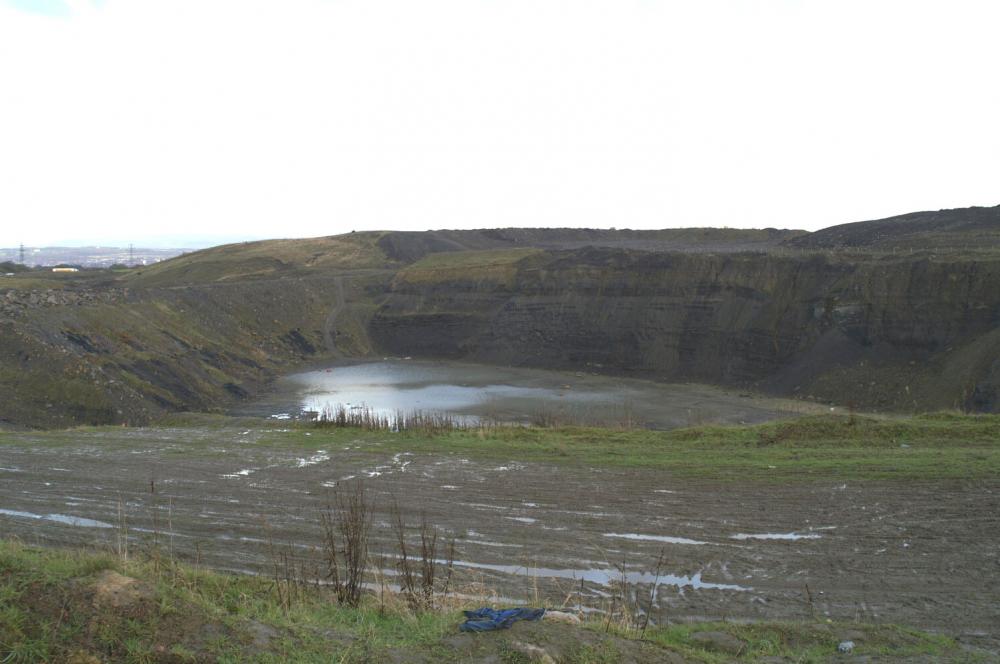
[1, 427, 997, 650]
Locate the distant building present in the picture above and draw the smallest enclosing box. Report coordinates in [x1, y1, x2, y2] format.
[51, 267, 79, 273]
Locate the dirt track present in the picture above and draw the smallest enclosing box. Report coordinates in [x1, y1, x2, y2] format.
[1, 427, 997, 652]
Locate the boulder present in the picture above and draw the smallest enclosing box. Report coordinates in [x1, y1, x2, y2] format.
[543, 610, 582, 625]
[90, 570, 152, 611]
[66, 652, 103, 664]
[509, 640, 556, 663]
[246, 620, 280, 648]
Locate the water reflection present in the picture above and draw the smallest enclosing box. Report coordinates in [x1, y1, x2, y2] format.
[234, 359, 798, 430]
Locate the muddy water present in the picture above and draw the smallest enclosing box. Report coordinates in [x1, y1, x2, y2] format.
[232, 359, 811, 428]
[1, 427, 998, 648]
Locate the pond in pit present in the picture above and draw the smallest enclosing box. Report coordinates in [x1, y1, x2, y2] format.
[232, 359, 805, 429]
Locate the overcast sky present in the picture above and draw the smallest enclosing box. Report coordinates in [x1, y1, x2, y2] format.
[1, 0, 997, 247]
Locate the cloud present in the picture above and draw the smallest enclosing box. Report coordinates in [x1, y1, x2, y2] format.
[3, 0, 103, 16]
[1, 0, 998, 246]
[4, 0, 71, 16]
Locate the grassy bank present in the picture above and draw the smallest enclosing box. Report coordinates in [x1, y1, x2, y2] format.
[0, 540, 974, 663]
[253, 412, 1000, 482]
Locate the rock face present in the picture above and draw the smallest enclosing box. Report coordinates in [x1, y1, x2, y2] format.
[369, 249, 1000, 413]
[0, 288, 128, 319]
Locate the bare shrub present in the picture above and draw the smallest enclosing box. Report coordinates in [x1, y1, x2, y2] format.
[320, 480, 373, 607]
[390, 501, 454, 611]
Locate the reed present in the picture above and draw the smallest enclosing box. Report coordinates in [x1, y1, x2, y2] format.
[314, 400, 642, 433]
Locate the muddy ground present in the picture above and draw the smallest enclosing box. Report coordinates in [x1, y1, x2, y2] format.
[1, 426, 998, 653]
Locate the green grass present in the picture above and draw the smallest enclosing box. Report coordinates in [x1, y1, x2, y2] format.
[405, 247, 542, 270]
[395, 248, 542, 286]
[0, 540, 976, 663]
[0, 539, 465, 663]
[124, 233, 391, 287]
[255, 412, 1000, 481]
[642, 621, 971, 663]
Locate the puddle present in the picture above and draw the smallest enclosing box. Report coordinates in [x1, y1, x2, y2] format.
[460, 538, 525, 549]
[505, 517, 537, 524]
[321, 474, 358, 487]
[358, 453, 412, 479]
[604, 533, 710, 545]
[730, 532, 822, 541]
[221, 468, 255, 479]
[231, 359, 803, 430]
[0, 508, 113, 529]
[295, 451, 329, 468]
[459, 502, 507, 512]
[133, 527, 191, 538]
[447, 559, 750, 590]
[493, 464, 524, 472]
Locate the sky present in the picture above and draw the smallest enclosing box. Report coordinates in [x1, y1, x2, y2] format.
[1, 0, 998, 248]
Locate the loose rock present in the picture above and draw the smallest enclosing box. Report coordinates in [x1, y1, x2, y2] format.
[543, 610, 581, 625]
[90, 570, 152, 611]
[246, 620, 280, 647]
[509, 640, 556, 663]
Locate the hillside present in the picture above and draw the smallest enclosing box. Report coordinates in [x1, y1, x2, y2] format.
[785, 204, 1000, 252]
[374, 227, 804, 262]
[0, 261, 29, 274]
[1, 206, 998, 428]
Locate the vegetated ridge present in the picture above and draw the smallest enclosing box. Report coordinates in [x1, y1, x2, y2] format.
[0, 205, 998, 427]
[1, 538, 970, 663]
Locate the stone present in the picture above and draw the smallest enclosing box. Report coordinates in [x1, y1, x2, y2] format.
[90, 570, 152, 611]
[690, 631, 746, 656]
[543, 610, 581, 625]
[246, 620, 280, 647]
[838, 640, 855, 654]
[509, 640, 556, 663]
[443, 633, 474, 649]
[384, 647, 433, 663]
[66, 652, 102, 664]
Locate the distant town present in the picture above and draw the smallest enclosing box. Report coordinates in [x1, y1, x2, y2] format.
[0, 245, 191, 268]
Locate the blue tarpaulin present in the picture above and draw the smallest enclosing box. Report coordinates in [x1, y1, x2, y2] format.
[459, 607, 546, 632]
